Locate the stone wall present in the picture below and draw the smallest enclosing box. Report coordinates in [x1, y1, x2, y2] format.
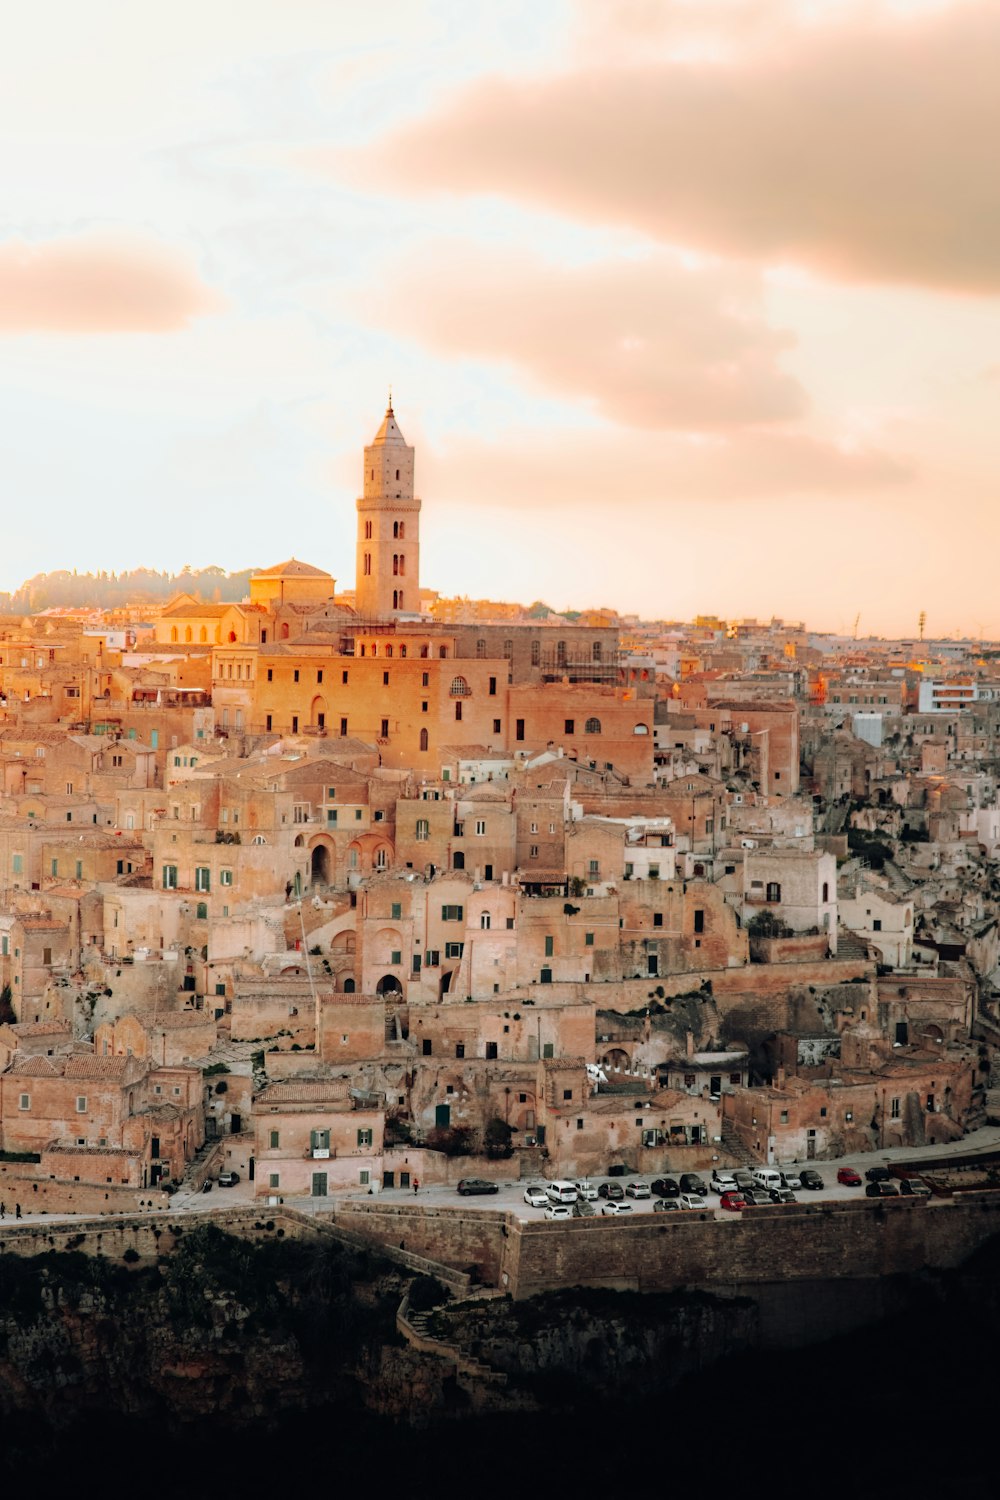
[332, 1200, 508, 1284]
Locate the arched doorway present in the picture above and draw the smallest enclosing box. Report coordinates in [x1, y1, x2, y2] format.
[311, 844, 332, 885]
[376, 974, 402, 996]
[311, 695, 327, 731]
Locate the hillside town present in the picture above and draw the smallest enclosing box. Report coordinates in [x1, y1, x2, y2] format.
[0, 404, 996, 1213]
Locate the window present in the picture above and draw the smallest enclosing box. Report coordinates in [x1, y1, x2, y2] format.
[694, 909, 704, 934]
[766, 882, 781, 903]
[269, 1130, 280, 1149]
[11, 854, 22, 875]
[530, 844, 539, 858]
[544, 935, 554, 957]
[585, 717, 601, 734]
[542, 1043, 554, 1059]
[516, 718, 525, 741]
[18, 1093, 30, 1111]
[441, 904, 464, 921]
[585, 932, 594, 946]
[454, 701, 462, 722]
[780, 1111, 789, 1124]
[455, 1042, 465, 1058]
[357, 1128, 373, 1147]
[341, 718, 348, 737]
[415, 818, 429, 841]
[196, 902, 208, 920]
[293, 669, 300, 683]
[445, 941, 464, 959]
[391, 902, 402, 920]
[269, 1174, 280, 1189]
[195, 867, 210, 892]
[291, 716, 298, 733]
[76, 1096, 87, 1113]
[493, 719, 501, 734]
[162, 865, 178, 890]
[475, 820, 486, 836]
[564, 720, 575, 735]
[450, 676, 470, 696]
[653, 912, 663, 928]
[480, 912, 491, 930]
[488, 675, 496, 696]
[425, 950, 440, 967]
[890, 1097, 900, 1119]
[381, 718, 390, 738]
[419, 729, 429, 752]
[220, 869, 233, 887]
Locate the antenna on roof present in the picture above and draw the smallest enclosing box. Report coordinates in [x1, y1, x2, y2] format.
[387, 385, 393, 413]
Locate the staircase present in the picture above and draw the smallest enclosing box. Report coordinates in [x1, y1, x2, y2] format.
[398, 1290, 509, 1390]
[721, 1121, 761, 1167]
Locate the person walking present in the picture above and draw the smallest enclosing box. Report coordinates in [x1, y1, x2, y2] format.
[413, 1177, 419, 1196]
[14, 1204, 21, 1221]
[0, 1202, 5, 1220]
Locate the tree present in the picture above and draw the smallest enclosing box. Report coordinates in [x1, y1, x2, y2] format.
[483, 1116, 514, 1159]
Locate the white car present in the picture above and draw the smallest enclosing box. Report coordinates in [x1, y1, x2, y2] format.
[523, 1185, 549, 1208]
[574, 1180, 599, 1200]
[602, 1200, 634, 1216]
[625, 1180, 651, 1199]
[545, 1203, 574, 1220]
[677, 1194, 705, 1210]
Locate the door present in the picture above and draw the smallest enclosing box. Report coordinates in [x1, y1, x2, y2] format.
[710, 1076, 721, 1095]
[383, 1170, 395, 1189]
[807, 1133, 816, 1159]
[311, 1172, 328, 1197]
[435, 1103, 451, 1129]
[230, 1114, 241, 1134]
[399, 1171, 410, 1188]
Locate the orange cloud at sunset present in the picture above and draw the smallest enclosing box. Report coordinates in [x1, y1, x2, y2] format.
[0, 232, 221, 333]
[358, 2, 1000, 293]
[362, 245, 805, 429]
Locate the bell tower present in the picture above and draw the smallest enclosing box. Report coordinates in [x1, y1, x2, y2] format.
[355, 400, 421, 617]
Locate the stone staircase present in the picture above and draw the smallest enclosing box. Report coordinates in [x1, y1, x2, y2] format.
[721, 1121, 761, 1167]
[984, 1086, 1000, 1125]
[397, 1290, 509, 1391]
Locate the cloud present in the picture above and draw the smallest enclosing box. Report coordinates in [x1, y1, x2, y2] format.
[0, 232, 222, 332]
[353, 2, 1000, 293]
[420, 425, 909, 512]
[360, 244, 805, 428]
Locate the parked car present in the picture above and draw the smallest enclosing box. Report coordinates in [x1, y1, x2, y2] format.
[799, 1169, 824, 1190]
[573, 1198, 595, 1217]
[574, 1180, 599, 1200]
[768, 1188, 797, 1205]
[651, 1177, 679, 1198]
[598, 1182, 625, 1201]
[779, 1171, 802, 1191]
[742, 1188, 773, 1207]
[545, 1203, 574, 1220]
[865, 1165, 892, 1183]
[899, 1177, 932, 1197]
[719, 1191, 746, 1212]
[733, 1170, 755, 1193]
[653, 1199, 680, 1213]
[457, 1179, 499, 1196]
[679, 1173, 708, 1196]
[523, 1185, 549, 1208]
[217, 1171, 240, 1188]
[544, 1181, 578, 1204]
[837, 1167, 863, 1187]
[625, 1181, 651, 1199]
[866, 1180, 900, 1198]
[710, 1171, 738, 1194]
[677, 1194, 705, 1210]
[602, 1200, 634, 1215]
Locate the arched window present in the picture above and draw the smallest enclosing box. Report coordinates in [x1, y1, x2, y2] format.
[633, 723, 649, 735]
[397, 591, 403, 610]
[170, 627, 178, 643]
[480, 912, 491, 930]
[398, 521, 405, 540]
[385, 645, 393, 658]
[415, 818, 429, 841]
[393, 520, 399, 537]
[184, 626, 192, 642]
[450, 676, 470, 696]
[419, 729, 428, 752]
[393, 554, 399, 576]
[196, 902, 208, 920]
[199, 626, 207, 643]
[822, 882, 829, 903]
[349, 848, 359, 869]
[375, 847, 388, 870]
[585, 717, 602, 734]
[400, 645, 407, 659]
[453, 851, 465, 871]
[365, 520, 372, 540]
[294, 834, 305, 847]
[476, 640, 486, 658]
[392, 591, 398, 609]
[252, 835, 267, 845]
[363, 553, 371, 576]
[343, 977, 356, 993]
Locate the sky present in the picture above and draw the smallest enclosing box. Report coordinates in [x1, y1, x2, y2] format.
[1, 0, 997, 635]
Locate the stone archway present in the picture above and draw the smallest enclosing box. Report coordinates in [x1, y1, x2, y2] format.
[311, 844, 332, 885]
[376, 974, 402, 996]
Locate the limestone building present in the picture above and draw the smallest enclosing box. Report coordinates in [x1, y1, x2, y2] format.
[355, 401, 421, 618]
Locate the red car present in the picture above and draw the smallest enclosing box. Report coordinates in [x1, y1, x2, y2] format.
[837, 1167, 862, 1186]
[719, 1191, 746, 1212]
